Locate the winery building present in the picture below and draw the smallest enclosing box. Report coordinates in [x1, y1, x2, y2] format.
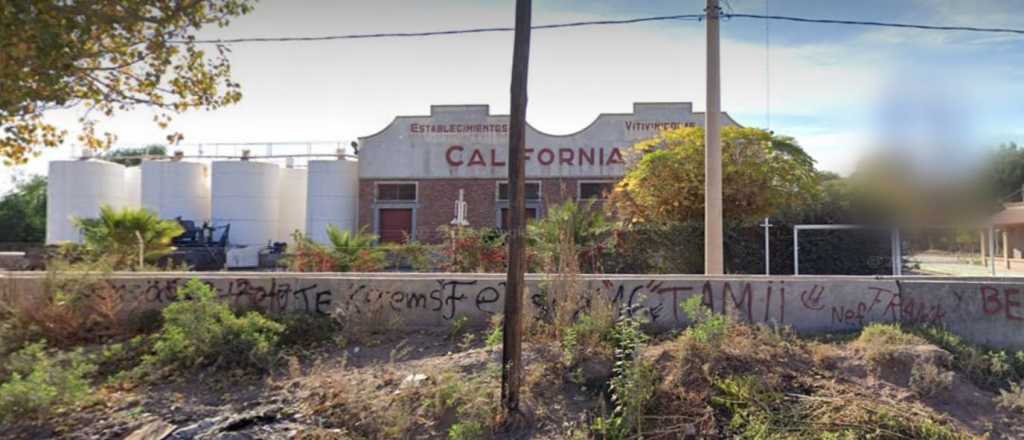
[357, 102, 740, 243]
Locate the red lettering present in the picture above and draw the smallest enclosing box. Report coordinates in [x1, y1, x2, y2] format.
[490, 149, 506, 167]
[579, 148, 594, 165]
[524, 148, 534, 161]
[410, 123, 421, 133]
[558, 148, 574, 165]
[1006, 288, 1022, 321]
[467, 149, 486, 166]
[538, 149, 554, 165]
[981, 286, 1002, 316]
[445, 145, 464, 166]
[607, 148, 625, 165]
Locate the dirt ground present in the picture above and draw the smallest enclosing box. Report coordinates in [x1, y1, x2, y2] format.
[2, 326, 1022, 439]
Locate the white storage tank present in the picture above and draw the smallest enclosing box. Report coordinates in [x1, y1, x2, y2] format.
[123, 167, 142, 209]
[305, 159, 359, 243]
[277, 166, 308, 243]
[46, 160, 133, 244]
[141, 160, 211, 222]
[211, 160, 281, 246]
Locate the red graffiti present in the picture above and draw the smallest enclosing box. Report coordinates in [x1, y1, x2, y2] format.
[981, 286, 1023, 321]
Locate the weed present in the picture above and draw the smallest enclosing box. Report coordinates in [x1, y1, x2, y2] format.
[484, 315, 503, 350]
[0, 341, 97, 423]
[593, 317, 655, 439]
[855, 323, 926, 370]
[909, 325, 1024, 391]
[277, 313, 343, 348]
[909, 362, 954, 397]
[449, 315, 470, 343]
[996, 381, 1024, 414]
[681, 295, 729, 347]
[447, 420, 487, 440]
[146, 279, 285, 372]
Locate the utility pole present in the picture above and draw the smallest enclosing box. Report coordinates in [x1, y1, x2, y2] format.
[502, 0, 531, 417]
[705, 0, 724, 274]
[761, 217, 772, 275]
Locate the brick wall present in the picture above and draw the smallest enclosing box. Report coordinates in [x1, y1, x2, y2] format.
[358, 177, 612, 243]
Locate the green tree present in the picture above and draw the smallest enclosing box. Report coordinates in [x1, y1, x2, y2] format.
[0, 176, 47, 243]
[73, 205, 184, 269]
[0, 1, 254, 164]
[326, 226, 386, 272]
[102, 144, 167, 167]
[610, 127, 820, 225]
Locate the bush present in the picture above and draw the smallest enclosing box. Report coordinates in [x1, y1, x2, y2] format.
[996, 382, 1024, 414]
[1, 259, 143, 351]
[909, 325, 1024, 391]
[909, 362, 954, 397]
[72, 205, 184, 270]
[382, 239, 436, 272]
[288, 226, 386, 272]
[438, 226, 506, 273]
[0, 341, 97, 423]
[681, 295, 729, 347]
[147, 279, 284, 371]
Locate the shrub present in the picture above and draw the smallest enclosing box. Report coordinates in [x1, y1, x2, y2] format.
[1, 259, 143, 351]
[382, 238, 436, 272]
[909, 362, 954, 397]
[528, 199, 612, 273]
[72, 205, 184, 270]
[681, 295, 729, 347]
[996, 381, 1024, 414]
[909, 326, 1024, 391]
[593, 317, 655, 439]
[0, 341, 97, 423]
[147, 279, 284, 371]
[287, 226, 386, 272]
[438, 226, 506, 273]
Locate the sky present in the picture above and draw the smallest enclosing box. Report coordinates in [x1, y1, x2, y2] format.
[6, 0, 1024, 193]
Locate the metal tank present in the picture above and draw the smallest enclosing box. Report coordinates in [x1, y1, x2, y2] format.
[141, 160, 211, 222]
[123, 166, 142, 210]
[211, 160, 281, 246]
[46, 159, 133, 244]
[277, 166, 308, 243]
[305, 159, 359, 243]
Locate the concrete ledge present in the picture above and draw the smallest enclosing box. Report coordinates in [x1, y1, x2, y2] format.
[1, 272, 1020, 351]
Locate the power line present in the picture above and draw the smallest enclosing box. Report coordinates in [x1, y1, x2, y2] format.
[726, 13, 1024, 35]
[174, 14, 705, 44]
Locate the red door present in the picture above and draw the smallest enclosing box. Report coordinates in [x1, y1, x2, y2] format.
[378, 209, 413, 243]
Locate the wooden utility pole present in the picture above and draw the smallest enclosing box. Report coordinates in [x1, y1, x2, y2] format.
[502, 0, 531, 416]
[705, 0, 724, 274]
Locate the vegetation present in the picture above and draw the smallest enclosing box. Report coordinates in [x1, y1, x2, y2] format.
[438, 226, 507, 273]
[102, 145, 167, 167]
[0, 1, 254, 163]
[528, 199, 612, 273]
[146, 279, 284, 372]
[288, 226, 387, 272]
[610, 127, 820, 225]
[0, 342, 96, 423]
[73, 205, 184, 270]
[0, 175, 46, 244]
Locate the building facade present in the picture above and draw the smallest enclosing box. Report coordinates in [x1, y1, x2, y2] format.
[357, 102, 740, 243]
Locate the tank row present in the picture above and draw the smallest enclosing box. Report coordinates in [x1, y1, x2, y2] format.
[46, 158, 359, 247]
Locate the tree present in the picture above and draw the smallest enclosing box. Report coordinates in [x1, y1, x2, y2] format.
[103, 144, 167, 167]
[610, 127, 820, 225]
[528, 199, 612, 272]
[73, 205, 184, 269]
[0, 176, 47, 243]
[0, 1, 254, 165]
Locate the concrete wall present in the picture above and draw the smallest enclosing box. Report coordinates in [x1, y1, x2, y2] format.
[1, 273, 1020, 350]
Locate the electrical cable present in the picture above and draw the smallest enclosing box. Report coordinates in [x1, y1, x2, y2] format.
[171, 11, 1024, 45]
[173, 14, 705, 44]
[725, 13, 1024, 35]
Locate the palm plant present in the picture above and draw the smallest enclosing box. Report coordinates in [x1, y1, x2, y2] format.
[73, 205, 183, 269]
[326, 225, 386, 272]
